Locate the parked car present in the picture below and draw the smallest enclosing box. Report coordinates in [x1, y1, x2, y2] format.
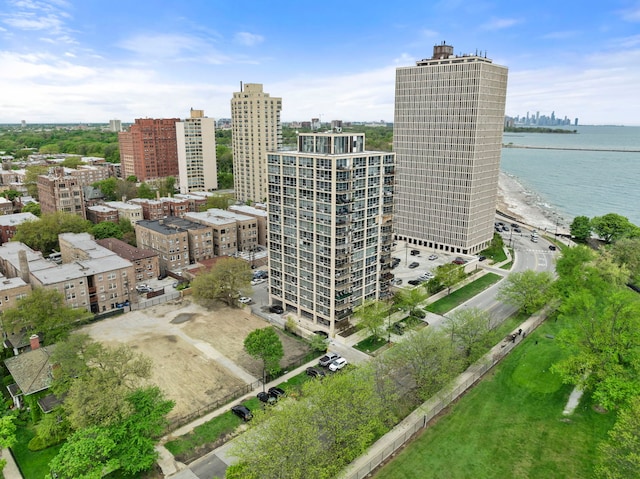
[392, 322, 406, 335]
[269, 305, 284, 314]
[502, 225, 510, 232]
[478, 255, 487, 261]
[428, 254, 438, 260]
[410, 249, 420, 256]
[319, 352, 340, 367]
[328, 357, 348, 372]
[251, 278, 266, 286]
[513, 227, 521, 233]
[452, 257, 466, 265]
[257, 391, 276, 404]
[409, 262, 419, 269]
[268, 387, 286, 399]
[548, 245, 557, 251]
[392, 278, 403, 286]
[418, 272, 433, 281]
[408, 279, 421, 286]
[306, 367, 325, 378]
[253, 270, 268, 279]
[531, 236, 539, 243]
[136, 284, 153, 293]
[231, 405, 253, 421]
[410, 308, 426, 319]
[239, 296, 252, 304]
[314, 330, 329, 339]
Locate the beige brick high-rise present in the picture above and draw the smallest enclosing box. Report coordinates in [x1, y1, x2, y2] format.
[394, 43, 508, 255]
[231, 83, 282, 204]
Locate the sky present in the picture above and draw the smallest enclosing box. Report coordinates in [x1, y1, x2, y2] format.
[1, 0, 640, 125]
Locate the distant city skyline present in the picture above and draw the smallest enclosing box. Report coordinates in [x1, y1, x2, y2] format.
[1, 1, 639, 125]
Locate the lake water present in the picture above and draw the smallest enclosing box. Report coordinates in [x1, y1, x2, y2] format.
[500, 125, 640, 227]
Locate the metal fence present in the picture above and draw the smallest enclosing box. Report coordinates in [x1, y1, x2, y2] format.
[130, 290, 182, 311]
[340, 312, 547, 479]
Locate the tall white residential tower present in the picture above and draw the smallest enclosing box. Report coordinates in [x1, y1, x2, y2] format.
[231, 83, 282, 204]
[176, 109, 218, 194]
[393, 43, 508, 254]
[267, 131, 395, 336]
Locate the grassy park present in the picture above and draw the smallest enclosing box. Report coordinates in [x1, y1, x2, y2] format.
[373, 318, 616, 479]
[426, 273, 502, 315]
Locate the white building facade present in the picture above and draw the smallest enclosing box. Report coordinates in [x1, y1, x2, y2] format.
[176, 109, 218, 194]
[231, 83, 282, 204]
[393, 43, 508, 255]
[267, 131, 395, 335]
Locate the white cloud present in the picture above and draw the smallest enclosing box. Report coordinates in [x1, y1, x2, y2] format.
[480, 18, 520, 31]
[117, 33, 230, 64]
[234, 31, 264, 47]
[619, 3, 640, 21]
[541, 30, 579, 40]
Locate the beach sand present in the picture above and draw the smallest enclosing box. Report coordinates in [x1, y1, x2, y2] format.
[497, 171, 569, 235]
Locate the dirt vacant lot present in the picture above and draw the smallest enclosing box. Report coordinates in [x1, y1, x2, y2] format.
[81, 299, 310, 420]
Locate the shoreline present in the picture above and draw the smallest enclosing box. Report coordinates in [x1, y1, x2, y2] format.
[496, 171, 570, 235]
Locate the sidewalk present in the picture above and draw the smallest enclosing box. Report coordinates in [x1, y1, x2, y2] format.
[1, 449, 23, 479]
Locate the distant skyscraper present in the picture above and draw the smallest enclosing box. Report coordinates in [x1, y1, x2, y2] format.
[118, 118, 180, 182]
[231, 83, 282, 204]
[267, 131, 395, 335]
[176, 109, 217, 193]
[393, 42, 508, 255]
[109, 119, 122, 132]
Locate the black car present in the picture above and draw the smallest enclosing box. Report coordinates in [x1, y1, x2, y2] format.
[410, 249, 420, 256]
[269, 305, 284, 314]
[478, 255, 487, 261]
[408, 279, 421, 286]
[231, 404, 253, 421]
[409, 262, 419, 269]
[548, 245, 557, 251]
[314, 330, 329, 339]
[257, 391, 277, 404]
[268, 387, 286, 399]
[306, 367, 326, 378]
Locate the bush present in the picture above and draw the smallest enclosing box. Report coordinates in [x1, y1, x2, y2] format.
[27, 434, 47, 451]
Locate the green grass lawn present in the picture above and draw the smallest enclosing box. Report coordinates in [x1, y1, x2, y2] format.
[11, 425, 63, 479]
[354, 335, 388, 354]
[426, 273, 502, 315]
[373, 319, 616, 479]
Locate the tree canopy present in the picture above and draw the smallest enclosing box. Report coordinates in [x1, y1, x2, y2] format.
[591, 213, 638, 244]
[13, 211, 92, 254]
[191, 257, 252, 307]
[0, 288, 89, 343]
[570, 215, 592, 242]
[496, 270, 554, 314]
[244, 327, 284, 377]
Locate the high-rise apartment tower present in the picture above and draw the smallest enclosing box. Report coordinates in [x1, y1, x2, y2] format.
[394, 43, 508, 254]
[176, 109, 218, 193]
[231, 83, 282, 204]
[267, 131, 395, 335]
[118, 118, 180, 182]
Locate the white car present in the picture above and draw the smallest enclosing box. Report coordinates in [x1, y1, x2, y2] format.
[418, 272, 434, 281]
[428, 254, 438, 260]
[251, 278, 266, 286]
[328, 357, 348, 372]
[239, 296, 252, 304]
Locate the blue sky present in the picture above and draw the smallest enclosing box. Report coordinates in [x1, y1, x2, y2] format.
[1, 0, 640, 125]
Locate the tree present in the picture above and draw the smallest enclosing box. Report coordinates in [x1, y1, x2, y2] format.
[443, 307, 496, 364]
[90, 222, 123, 240]
[13, 211, 92, 254]
[394, 287, 428, 316]
[0, 288, 89, 343]
[434, 263, 466, 294]
[61, 156, 85, 169]
[158, 176, 176, 197]
[24, 164, 49, 198]
[202, 193, 234, 211]
[552, 285, 640, 410]
[21, 201, 40, 216]
[353, 300, 388, 341]
[51, 334, 153, 429]
[610, 238, 640, 286]
[0, 414, 17, 473]
[92, 177, 118, 201]
[137, 183, 155, 199]
[591, 213, 635, 244]
[2, 189, 21, 201]
[191, 257, 252, 307]
[244, 327, 284, 380]
[379, 327, 462, 402]
[230, 366, 389, 479]
[595, 396, 640, 479]
[48, 426, 117, 479]
[570, 215, 592, 242]
[496, 270, 554, 314]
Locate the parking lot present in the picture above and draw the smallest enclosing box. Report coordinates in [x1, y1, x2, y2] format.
[390, 241, 474, 289]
